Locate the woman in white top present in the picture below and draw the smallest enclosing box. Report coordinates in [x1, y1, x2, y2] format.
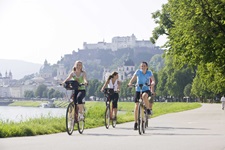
[101, 72, 120, 119]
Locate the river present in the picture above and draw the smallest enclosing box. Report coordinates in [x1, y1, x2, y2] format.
[0, 106, 66, 122]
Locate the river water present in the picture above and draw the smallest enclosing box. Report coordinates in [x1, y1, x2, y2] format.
[0, 106, 66, 122]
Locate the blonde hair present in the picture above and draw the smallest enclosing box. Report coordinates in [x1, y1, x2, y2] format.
[73, 60, 83, 72]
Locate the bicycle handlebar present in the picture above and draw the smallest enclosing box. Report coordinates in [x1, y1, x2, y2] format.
[127, 83, 151, 88]
[60, 80, 88, 90]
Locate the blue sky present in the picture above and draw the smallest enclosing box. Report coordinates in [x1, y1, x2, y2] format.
[0, 0, 167, 65]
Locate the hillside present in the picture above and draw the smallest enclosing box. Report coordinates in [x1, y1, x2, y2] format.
[0, 59, 42, 80]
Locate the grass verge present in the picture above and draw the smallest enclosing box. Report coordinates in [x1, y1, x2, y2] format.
[0, 102, 201, 138]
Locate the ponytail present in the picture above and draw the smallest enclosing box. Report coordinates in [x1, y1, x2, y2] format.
[106, 71, 118, 82]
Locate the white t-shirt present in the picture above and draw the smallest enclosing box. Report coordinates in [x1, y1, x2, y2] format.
[108, 79, 118, 92]
[221, 96, 225, 102]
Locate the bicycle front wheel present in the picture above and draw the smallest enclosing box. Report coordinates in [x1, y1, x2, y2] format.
[105, 105, 110, 129]
[137, 102, 144, 135]
[66, 102, 75, 135]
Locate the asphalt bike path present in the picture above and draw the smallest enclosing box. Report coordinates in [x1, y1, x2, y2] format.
[1, 103, 225, 150]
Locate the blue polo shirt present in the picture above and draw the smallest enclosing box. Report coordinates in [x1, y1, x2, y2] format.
[135, 69, 153, 92]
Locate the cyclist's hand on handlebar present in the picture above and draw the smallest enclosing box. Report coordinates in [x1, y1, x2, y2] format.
[151, 91, 156, 96]
[127, 83, 132, 87]
[60, 82, 65, 86]
[84, 82, 88, 86]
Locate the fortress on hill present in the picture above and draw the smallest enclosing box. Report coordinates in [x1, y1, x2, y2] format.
[82, 34, 157, 51]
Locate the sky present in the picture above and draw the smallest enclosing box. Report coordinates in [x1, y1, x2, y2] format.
[0, 0, 168, 65]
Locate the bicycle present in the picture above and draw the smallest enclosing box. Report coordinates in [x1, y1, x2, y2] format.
[61, 80, 86, 135]
[103, 88, 117, 129]
[130, 83, 150, 135]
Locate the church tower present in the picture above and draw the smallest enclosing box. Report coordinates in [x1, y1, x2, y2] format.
[8, 70, 13, 79]
[57, 64, 67, 81]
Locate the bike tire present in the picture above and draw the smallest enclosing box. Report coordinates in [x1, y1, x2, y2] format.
[112, 117, 116, 128]
[142, 107, 146, 134]
[77, 116, 85, 134]
[105, 105, 110, 129]
[77, 106, 85, 134]
[66, 102, 75, 135]
[137, 102, 142, 135]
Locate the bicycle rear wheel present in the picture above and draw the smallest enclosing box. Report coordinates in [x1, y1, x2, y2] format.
[105, 105, 110, 129]
[66, 102, 75, 135]
[112, 117, 117, 128]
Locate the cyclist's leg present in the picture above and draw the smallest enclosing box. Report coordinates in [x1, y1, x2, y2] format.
[77, 90, 86, 118]
[108, 95, 113, 119]
[142, 91, 150, 109]
[112, 93, 119, 119]
[149, 95, 154, 112]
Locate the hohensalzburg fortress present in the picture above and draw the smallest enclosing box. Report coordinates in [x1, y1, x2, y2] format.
[83, 34, 155, 51]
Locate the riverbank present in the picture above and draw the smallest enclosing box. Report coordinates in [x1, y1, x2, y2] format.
[0, 102, 202, 138]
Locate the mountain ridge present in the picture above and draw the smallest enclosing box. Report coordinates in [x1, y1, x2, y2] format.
[0, 59, 42, 80]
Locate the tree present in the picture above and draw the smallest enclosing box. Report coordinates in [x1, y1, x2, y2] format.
[151, 0, 225, 99]
[184, 84, 192, 97]
[151, 0, 225, 71]
[35, 84, 48, 98]
[24, 90, 35, 98]
[148, 54, 165, 72]
[86, 79, 103, 99]
[156, 54, 194, 100]
[48, 88, 55, 99]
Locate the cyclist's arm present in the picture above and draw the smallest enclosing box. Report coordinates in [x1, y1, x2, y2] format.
[63, 72, 73, 83]
[117, 80, 121, 92]
[150, 75, 156, 94]
[128, 74, 137, 86]
[101, 80, 110, 92]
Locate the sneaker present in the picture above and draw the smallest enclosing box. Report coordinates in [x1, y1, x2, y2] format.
[147, 109, 152, 115]
[134, 122, 138, 130]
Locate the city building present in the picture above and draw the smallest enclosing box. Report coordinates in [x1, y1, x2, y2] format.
[102, 59, 135, 82]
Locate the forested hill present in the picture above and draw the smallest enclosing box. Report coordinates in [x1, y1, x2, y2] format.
[56, 47, 164, 80]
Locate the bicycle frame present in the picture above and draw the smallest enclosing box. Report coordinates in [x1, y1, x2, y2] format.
[61, 81, 86, 135]
[103, 88, 116, 129]
[132, 84, 150, 135]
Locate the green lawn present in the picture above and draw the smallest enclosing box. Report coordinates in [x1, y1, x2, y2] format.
[0, 101, 201, 138]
